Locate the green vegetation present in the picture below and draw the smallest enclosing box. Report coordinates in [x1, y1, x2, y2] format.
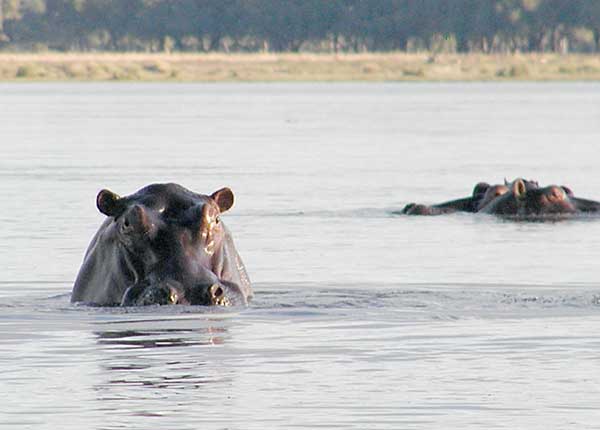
[2, 52, 600, 81]
[1, 1, 600, 54]
[1, 1, 599, 81]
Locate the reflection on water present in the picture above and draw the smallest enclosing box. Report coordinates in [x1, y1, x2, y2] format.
[95, 324, 227, 349]
[95, 327, 228, 398]
[89, 316, 241, 430]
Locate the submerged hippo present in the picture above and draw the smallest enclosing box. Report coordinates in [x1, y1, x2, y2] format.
[400, 180, 529, 215]
[399, 177, 600, 219]
[401, 182, 491, 215]
[476, 183, 510, 211]
[71, 183, 251, 307]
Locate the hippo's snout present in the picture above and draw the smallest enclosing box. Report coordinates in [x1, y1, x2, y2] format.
[121, 281, 180, 306]
[120, 279, 245, 307]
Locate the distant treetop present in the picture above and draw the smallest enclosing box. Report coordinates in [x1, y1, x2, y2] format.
[2, 0, 600, 53]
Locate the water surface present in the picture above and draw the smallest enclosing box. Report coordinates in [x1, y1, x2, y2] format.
[1, 82, 600, 429]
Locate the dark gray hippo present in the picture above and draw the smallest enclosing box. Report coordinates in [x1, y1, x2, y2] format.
[401, 182, 491, 215]
[475, 183, 510, 211]
[480, 178, 600, 218]
[398, 177, 600, 219]
[399, 180, 529, 215]
[71, 183, 251, 307]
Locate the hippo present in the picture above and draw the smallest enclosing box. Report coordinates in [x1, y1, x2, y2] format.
[566, 191, 600, 213]
[71, 183, 251, 307]
[480, 178, 600, 218]
[475, 184, 509, 211]
[399, 179, 532, 215]
[474, 178, 540, 214]
[401, 182, 491, 215]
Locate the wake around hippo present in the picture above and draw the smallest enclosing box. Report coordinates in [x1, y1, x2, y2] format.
[401, 178, 600, 219]
[71, 183, 251, 307]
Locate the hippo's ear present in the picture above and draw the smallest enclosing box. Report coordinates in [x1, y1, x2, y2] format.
[96, 189, 124, 217]
[512, 179, 527, 200]
[210, 187, 235, 213]
[561, 185, 574, 197]
[472, 182, 490, 197]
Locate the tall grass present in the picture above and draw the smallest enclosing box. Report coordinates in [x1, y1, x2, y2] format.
[0, 52, 599, 81]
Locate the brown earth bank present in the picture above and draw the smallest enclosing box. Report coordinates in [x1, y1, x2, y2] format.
[1, 52, 600, 81]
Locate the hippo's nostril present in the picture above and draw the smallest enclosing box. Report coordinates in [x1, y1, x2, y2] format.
[208, 284, 231, 306]
[168, 289, 179, 304]
[210, 284, 224, 298]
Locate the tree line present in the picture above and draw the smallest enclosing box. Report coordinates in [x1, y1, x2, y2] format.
[2, 0, 600, 53]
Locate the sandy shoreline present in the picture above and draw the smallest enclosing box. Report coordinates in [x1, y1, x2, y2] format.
[1, 52, 599, 81]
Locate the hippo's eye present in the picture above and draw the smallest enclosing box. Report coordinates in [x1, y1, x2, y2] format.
[215, 216, 220, 225]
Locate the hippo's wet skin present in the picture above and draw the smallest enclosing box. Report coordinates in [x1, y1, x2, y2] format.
[71, 183, 251, 307]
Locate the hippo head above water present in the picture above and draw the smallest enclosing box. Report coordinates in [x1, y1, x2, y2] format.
[479, 178, 577, 218]
[71, 183, 251, 307]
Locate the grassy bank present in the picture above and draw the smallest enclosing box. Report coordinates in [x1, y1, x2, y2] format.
[1, 52, 600, 81]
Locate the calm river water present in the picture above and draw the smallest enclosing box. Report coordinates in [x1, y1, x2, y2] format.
[1, 82, 600, 429]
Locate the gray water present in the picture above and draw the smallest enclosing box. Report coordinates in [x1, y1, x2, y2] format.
[1, 82, 600, 429]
